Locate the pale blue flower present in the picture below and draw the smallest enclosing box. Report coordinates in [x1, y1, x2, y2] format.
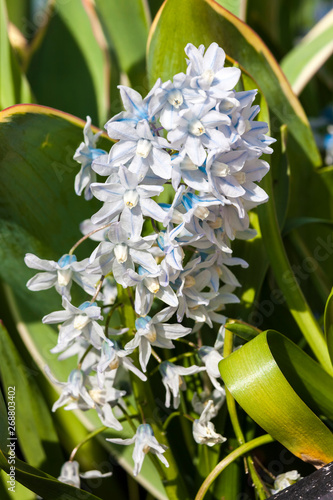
[107, 119, 172, 180]
[87, 220, 158, 285]
[159, 361, 205, 409]
[91, 165, 166, 226]
[74, 116, 106, 200]
[168, 102, 231, 166]
[106, 80, 161, 131]
[107, 424, 169, 477]
[126, 266, 178, 316]
[193, 400, 226, 446]
[185, 42, 241, 98]
[124, 307, 190, 371]
[58, 461, 112, 489]
[25, 253, 98, 300]
[43, 297, 106, 351]
[97, 339, 147, 387]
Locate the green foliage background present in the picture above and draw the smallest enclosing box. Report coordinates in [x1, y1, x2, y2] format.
[0, 0, 333, 499]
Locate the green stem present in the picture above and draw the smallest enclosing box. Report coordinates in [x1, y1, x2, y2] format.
[162, 411, 194, 431]
[224, 330, 269, 500]
[117, 285, 190, 500]
[69, 426, 108, 461]
[195, 435, 274, 500]
[258, 165, 333, 375]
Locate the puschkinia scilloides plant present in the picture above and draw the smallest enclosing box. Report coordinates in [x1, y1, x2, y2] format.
[24, 42, 275, 495]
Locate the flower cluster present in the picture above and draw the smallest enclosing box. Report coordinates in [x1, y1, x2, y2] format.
[25, 42, 274, 480]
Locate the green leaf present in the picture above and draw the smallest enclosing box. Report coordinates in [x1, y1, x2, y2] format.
[214, 0, 247, 20]
[225, 321, 260, 342]
[0, 450, 103, 500]
[147, 0, 321, 166]
[283, 217, 333, 236]
[281, 9, 333, 95]
[94, 0, 150, 91]
[0, 322, 64, 474]
[324, 289, 333, 366]
[219, 330, 333, 467]
[26, 0, 110, 126]
[0, 104, 168, 500]
[0, 103, 111, 317]
[0, 0, 33, 108]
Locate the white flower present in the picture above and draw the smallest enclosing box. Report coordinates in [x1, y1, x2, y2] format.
[106, 424, 169, 476]
[185, 42, 241, 98]
[25, 253, 98, 300]
[159, 361, 205, 409]
[125, 308, 191, 372]
[58, 460, 112, 489]
[193, 400, 226, 446]
[74, 116, 106, 200]
[271, 470, 302, 494]
[198, 346, 224, 392]
[43, 297, 106, 352]
[192, 389, 225, 418]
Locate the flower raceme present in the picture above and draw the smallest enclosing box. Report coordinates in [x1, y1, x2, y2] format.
[24, 42, 274, 481]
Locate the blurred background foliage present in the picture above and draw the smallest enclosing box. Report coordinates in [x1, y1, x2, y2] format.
[0, 0, 333, 499]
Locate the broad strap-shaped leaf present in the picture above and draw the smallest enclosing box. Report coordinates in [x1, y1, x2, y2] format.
[94, 0, 150, 91]
[324, 289, 333, 366]
[0, 323, 64, 474]
[214, 0, 247, 20]
[0, 103, 111, 318]
[26, 0, 111, 125]
[0, 0, 33, 109]
[219, 330, 333, 467]
[281, 9, 333, 95]
[0, 450, 103, 500]
[147, 0, 321, 166]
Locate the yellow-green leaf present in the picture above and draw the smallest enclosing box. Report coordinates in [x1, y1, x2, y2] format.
[219, 330, 333, 467]
[0, 0, 33, 108]
[324, 288, 333, 366]
[281, 9, 333, 95]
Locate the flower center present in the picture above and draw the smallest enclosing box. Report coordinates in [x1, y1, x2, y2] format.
[124, 189, 139, 209]
[144, 276, 160, 293]
[114, 243, 128, 263]
[73, 314, 90, 330]
[193, 205, 209, 220]
[109, 357, 120, 370]
[184, 275, 196, 288]
[57, 269, 72, 287]
[89, 388, 106, 405]
[211, 161, 230, 177]
[234, 172, 246, 184]
[136, 139, 152, 158]
[208, 217, 223, 229]
[189, 119, 205, 136]
[201, 69, 215, 86]
[145, 326, 157, 343]
[180, 156, 198, 171]
[167, 89, 183, 108]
